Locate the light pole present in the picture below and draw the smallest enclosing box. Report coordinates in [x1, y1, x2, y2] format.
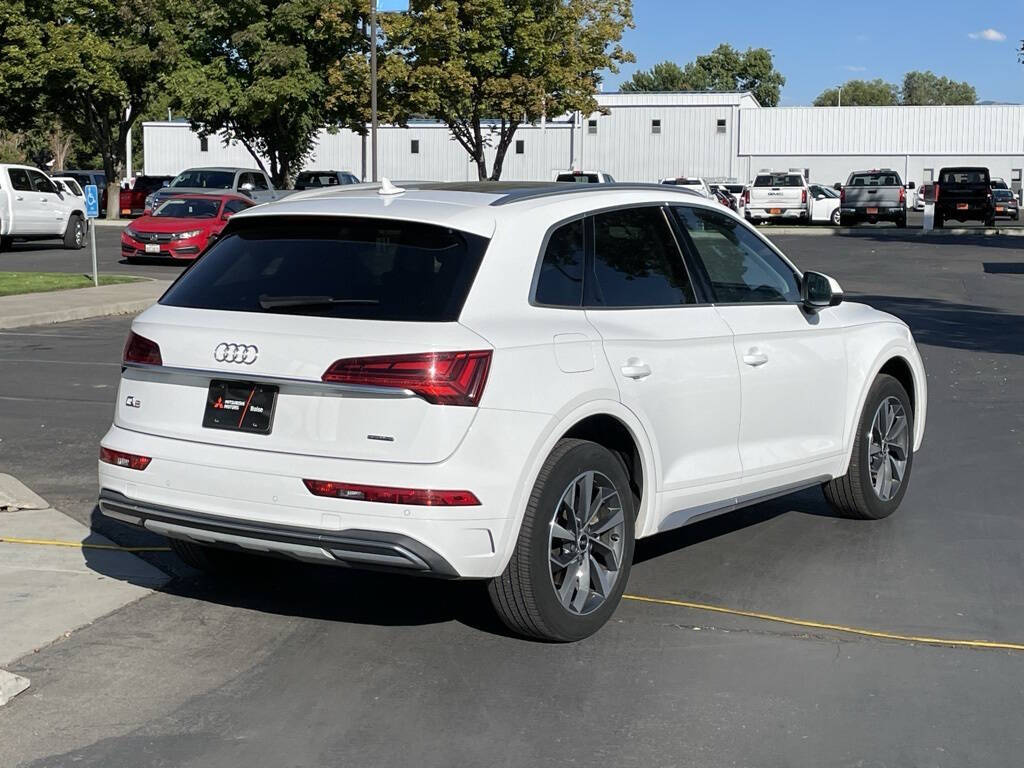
[370, 0, 378, 182]
[837, 85, 842, 108]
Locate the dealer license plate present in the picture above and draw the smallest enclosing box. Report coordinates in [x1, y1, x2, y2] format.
[145, 243, 160, 254]
[866, 207, 878, 215]
[957, 203, 969, 210]
[769, 208, 782, 215]
[202, 379, 278, 434]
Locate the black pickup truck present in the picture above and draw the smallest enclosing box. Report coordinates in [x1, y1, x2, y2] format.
[934, 167, 994, 228]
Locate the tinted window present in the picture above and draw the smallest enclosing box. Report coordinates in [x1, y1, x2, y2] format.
[994, 189, 1014, 200]
[754, 174, 803, 187]
[589, 207, 694, 307]
[253, 173, 270, 190]
[673, 206, 800, 304]
[153, 198, 221, 218]
[556, 173, 600, 183]
[940, 168, 990, 186]
[535, 219, 584, 307]
[170, 170, 235, 189]
[341, 173, 360, 184]
[848, 172, 901, 187]
[27, 170, 56, 194]
[8, 168, 32, 191]
[161, 217, 488, 322]
[223, 199, 251, 214]
[295, 172, 339, 189]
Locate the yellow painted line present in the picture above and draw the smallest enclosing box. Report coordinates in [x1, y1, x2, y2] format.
[0, 536, 171, 553]
[623, 594, 1024, 652]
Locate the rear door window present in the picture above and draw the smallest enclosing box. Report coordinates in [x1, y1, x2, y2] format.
[588, 206, 694, 307]
[161, 217, 489, 322]
[848, 172, 901, 187]
[754, 174, 803, 187]
[535, 218, 585, 307]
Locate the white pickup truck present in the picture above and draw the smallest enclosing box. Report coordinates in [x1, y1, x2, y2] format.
[0, 164, 88, 251]
[744, 170, 809, 224]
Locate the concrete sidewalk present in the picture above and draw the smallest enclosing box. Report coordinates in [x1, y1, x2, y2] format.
[0, 475, 169, 705]
[0, 278, 170, 330]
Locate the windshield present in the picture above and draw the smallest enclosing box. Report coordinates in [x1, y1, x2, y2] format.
[58, 179, 83, 195]
[153, 198, 222, 218]
[994, 189, 1014, 200]
[848, 172, 902, 187]
[754, 174, 803, 187]
[170, 170, 235, 190]
[161, 217, 489, 322]
[295, 172, 340, 188]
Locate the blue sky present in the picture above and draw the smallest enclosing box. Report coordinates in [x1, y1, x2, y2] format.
[603, 1, 1023, 104]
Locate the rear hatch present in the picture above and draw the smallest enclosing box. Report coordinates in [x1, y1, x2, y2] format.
[118, 215, 492, 464]
[749, 172, 805, 211]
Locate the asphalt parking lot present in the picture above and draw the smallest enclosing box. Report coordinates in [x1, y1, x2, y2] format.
[1, 232, 1023, 766]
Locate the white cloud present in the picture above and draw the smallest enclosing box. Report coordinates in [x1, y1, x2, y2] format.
[968, 28, 1006, 41]
[844, 65, 866, 72]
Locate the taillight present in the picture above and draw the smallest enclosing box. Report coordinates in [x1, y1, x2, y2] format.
[100, 447, 152, 471]
[899, 186, 905, 204]
[123, 331, 162, 366]
[934, 184, 940, 202]
[840, 187, 845, 203]
[743, 189, 749, 205]
[303, 479, 480, 506]
[322, 350, 492, 407]
[801, 188, 807, 204]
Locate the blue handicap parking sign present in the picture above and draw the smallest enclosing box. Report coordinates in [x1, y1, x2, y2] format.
[84, 184, 100, 219]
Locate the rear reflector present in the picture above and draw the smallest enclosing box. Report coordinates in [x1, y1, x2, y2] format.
[303, 479, 480, 506]
[100, 447, 152, 471]
[322, 350, 492, 406]
[123, 331, 162, 366]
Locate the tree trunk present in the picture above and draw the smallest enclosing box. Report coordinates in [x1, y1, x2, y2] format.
[489, 120, 518, 181]
[472, 119, 488, 180]
[101, 144, 124, 220]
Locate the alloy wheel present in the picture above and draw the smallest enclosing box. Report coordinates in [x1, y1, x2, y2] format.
[868, 396, 910, 501]
[548, 470, 625, 616]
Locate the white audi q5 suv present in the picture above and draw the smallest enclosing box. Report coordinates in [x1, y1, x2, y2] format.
[99, 181, 926, 641]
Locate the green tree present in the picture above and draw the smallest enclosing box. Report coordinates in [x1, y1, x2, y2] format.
[622, 45, 786, 106]
[813, 79, 899, 106]
[391, 0, 634, 181]
[168, 0, 388, 188]
[28, 0, 182, 217]
[620, 60, 688, 92]
[0, 1, 44, 134]
[901, 71, 976, 105]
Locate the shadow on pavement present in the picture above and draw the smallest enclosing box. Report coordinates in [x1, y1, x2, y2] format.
[852, 294, 1024, 355]
[984, 262, 1024, 274]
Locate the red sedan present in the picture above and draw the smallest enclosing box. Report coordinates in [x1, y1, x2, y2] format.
[121, 193, 253, 261]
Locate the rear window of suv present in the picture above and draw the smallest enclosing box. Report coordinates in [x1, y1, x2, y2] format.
[161, 217, 489, 322]
[753, 174, 803, 187]
[940, 168, 990, 186]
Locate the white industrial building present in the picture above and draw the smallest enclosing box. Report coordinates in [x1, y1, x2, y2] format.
[143, 92, 1024, 192]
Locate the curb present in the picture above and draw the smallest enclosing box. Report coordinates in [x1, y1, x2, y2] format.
[758, 226, 1024, 237]
[0, 279, 171, 330]
[90, 219, 130, 228]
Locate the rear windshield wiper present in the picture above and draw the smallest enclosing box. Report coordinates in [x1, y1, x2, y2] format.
[258, 295, 380, 310]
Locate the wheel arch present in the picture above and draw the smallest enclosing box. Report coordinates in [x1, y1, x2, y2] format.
[495, 400, 658, 573]
[841, 343, 926, 475]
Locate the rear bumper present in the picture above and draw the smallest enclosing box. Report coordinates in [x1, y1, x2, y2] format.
[747, 207, 806, 220]
[98, 406, 549, 578]
[121, 240, 202, 260]
[840, 206, 905, 221]
[99, 489, 459, 577]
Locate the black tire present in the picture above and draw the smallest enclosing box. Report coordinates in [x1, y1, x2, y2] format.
[488, 438, 636, 642]
[823, 374, 914, 520]
[167, 537, 254, 574]
[933, 212, 943, 229]
[0, 235, 11, 252]
[984, 216, 996, 228]
[63, 215, 86, 250]
[830, 208, 842, 226]
[896, 215, 907, 228]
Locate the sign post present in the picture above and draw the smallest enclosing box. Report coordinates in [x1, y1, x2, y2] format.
[84, 184, 100, 287]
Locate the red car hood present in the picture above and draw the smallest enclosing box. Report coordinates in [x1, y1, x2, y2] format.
[128, 216, 219, 234]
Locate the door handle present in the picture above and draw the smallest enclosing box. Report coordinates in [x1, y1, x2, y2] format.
[620, 361, 652, 380]
[15, 195, 23, 201]
[743, 350, 769, 367]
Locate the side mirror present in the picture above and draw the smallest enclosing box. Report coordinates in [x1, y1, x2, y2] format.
[833, 183, 842, 191]
[802, 271, 843, 312]
[816, 194, 825, 200]
[907, 181, 916, 190]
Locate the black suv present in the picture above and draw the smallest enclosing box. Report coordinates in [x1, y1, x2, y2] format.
[934, 167, 994, 228]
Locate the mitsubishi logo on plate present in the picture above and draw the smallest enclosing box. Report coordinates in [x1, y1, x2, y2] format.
[214, 343, 258, 365]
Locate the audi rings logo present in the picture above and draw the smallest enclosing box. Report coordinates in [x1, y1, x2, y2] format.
[214, 343, 259, 365]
